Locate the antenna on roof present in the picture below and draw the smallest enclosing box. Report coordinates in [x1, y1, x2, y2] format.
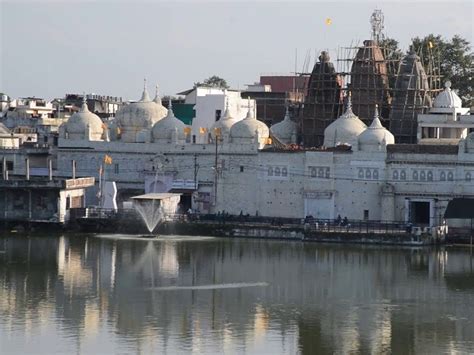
[370, 9, 384, 44]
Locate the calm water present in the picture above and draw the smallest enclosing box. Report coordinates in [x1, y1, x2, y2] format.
[0, 233, 473, 354]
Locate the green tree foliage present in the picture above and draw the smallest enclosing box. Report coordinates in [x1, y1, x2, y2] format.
[379, 37, 404, 89]
[411, 34, 473, 106]
[194, 75, 229, 89]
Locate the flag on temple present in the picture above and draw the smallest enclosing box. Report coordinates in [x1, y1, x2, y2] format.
[104, 155, 113, 165]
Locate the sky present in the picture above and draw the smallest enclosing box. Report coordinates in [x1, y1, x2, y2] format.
[0, 0, 472, 100]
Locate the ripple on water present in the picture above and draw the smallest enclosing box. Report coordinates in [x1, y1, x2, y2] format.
[145, 282, 269, 291]
[91, 234, 216, 242]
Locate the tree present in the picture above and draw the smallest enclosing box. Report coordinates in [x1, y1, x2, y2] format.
[193, 75, 229, 89]
[411, 34, 473, 106]
[379, 37, 404, 89]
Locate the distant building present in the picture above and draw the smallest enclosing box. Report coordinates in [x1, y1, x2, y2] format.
[243, 74, 308, 129]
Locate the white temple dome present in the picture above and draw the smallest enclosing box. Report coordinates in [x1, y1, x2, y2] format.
[270, 105, 298, 144]
[358, 105, 394, 150]
[115, 81, 168, 142]
[152, 101, 187, 142]
[230, 102, 269, 149]
[433, 81, 462, 109]
[210, 100, 238, 139]
[324, 94, 367, 147]
[64, 97, 104, 140]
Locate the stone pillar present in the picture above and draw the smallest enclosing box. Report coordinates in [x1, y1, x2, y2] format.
[2, 157, 6, 180]
[48, 159, 53, 181]
[380, 183, 395, 222]
[72, 160, 76, 179]
[25, 158, 30, 180]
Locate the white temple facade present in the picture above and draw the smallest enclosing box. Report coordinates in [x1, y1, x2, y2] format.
[54, 82, 474, 229]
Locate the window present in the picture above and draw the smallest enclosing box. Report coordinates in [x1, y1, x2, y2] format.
[420, 171, 426, 181]
[393, 170, 399, 180]
[400, 170, 406, 180]
[466, 172, 472, 182]
[358, 169, 364, 179]
[114, 163, 119, 174]
[318, 167, 324, 178]
[373, 169, 379, 179]
[365, 169, 371, 179]
[325, 168, 330, 178]
[282, 167, 288, 177]
[192, 135, 196, 144]
[275, 167, 281, 176]
[427, 171, 433, 181]
[267, 166, 273, 176]
[310, 167, 317, 178]
[240, 166, 244, 172]
[440, 171, 446, 181]
[413, 171, 418, 181]
[364, 210, 369, 220]
[215, 109, 222, 122]
[447, 172, 454, 181]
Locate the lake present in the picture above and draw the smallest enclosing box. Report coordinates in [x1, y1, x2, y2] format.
[0, 233, 473, 354]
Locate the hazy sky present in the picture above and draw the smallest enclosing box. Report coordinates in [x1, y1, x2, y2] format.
[1, 0, 472, 100]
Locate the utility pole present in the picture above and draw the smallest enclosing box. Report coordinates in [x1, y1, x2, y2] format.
[214, 137, 218, 207]
[193, 153, 198, 190]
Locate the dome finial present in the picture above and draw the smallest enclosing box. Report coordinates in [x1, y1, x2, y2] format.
[153, 84, 162, 104]
[166, 98, 175, 118]
[343, 90, 353, 115]
[223, 97, 231, 119]
[246, 96, 253, 119]
[140, 78, 151, 102]
[284, 101, 290, 120]
[81, 92, 89, 112]
[369, 104, 383, 129]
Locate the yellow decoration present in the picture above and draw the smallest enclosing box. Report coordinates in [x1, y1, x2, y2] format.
[266, 137, 273, 145]
[325, 18, 332, 26]
[199, 127, 207, 134]
[116, 127, 121, 135]
[104, 155, 113, 165]
[428, 41, 434, 49]
[184, 127, 192, 135]
[214, 127, 222, 137]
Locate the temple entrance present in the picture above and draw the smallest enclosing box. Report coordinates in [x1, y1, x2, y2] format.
[410, 201, 430, 225]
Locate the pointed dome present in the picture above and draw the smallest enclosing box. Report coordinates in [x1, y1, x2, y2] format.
[230, 99, 269, 149]
[152, 100, 188, 142]
[358, 105, 394, 151]
[433, 81, 462, 108]
[64, 95, 104, 141]
[153, 84, 162, 105]
[323, 93, 367, 147]
[115, 80, 168, 142]
[270, 105, 298, 144]
[210, 99, 238, 139]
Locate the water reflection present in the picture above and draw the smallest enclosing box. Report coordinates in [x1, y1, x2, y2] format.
[0, 234, 473, 354]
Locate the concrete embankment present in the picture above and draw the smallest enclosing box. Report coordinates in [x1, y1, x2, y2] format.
[158, 221, 440, 246]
